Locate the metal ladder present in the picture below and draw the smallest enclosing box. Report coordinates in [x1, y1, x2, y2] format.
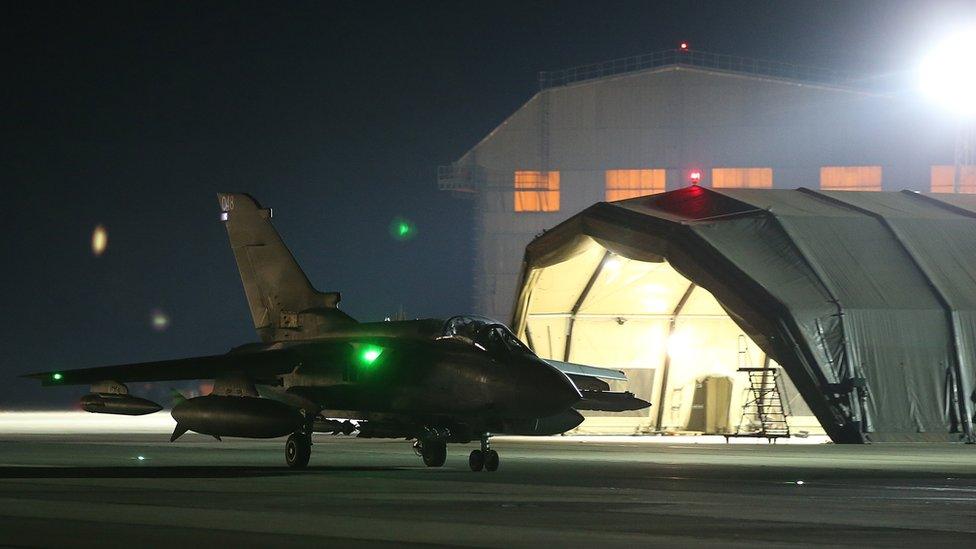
[728, 367, 791, 443]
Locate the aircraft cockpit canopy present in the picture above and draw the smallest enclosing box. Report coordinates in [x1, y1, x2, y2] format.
[440, 316, 536, 359]
[441, 315, 500, 340]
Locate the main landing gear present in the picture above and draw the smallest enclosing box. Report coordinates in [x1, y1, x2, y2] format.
[286, 418, 313, 469]
[414, 439, 447, 467]
[285, 432, 311, 468]
[469, 434, 499, 472]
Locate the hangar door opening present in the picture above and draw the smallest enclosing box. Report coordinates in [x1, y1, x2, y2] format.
[518, 237, 822, 436]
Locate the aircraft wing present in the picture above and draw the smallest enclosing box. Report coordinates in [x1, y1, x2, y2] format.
[22, 348, 300, 386]
[543, 360, 649, 411]
[544, 359, 626, 392]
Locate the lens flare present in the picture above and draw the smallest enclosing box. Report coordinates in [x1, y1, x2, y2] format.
[91, 225, 108, 256]
[151, 310, 170, 332]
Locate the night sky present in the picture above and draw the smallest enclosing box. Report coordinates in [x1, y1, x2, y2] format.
[3, 1, 973, 407]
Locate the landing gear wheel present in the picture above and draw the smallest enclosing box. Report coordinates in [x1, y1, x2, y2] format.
[421, 440, 447, 467]
[285, 433, 311, 469]
[484, 449, 499, 472]
[468, 449, 485, 471]
[471, 433, 497, 472]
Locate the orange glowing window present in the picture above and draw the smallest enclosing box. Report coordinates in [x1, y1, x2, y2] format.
[931, 165, 976, 193]
[514, 171, 560, 212]
[605, 169, 666, 201]
[820, 166, 882, 191]
[711, 167, 773, 189]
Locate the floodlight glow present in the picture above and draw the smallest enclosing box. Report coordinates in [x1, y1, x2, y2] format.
[919, 31, 976, 117]
[51, 373, 63, 381]
[667, 328, 696, 360]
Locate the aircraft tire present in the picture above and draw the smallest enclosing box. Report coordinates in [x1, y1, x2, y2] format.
[422, 441, 447, 467]
[285, 433, 311, 469]
[484, 449, 499, 472]
[468, 449, 484, 471]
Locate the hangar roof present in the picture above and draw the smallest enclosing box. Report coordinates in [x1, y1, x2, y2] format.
[513, 187, 976, 443]
[449, 49, 885, 173]
[539, 47, 862, 92]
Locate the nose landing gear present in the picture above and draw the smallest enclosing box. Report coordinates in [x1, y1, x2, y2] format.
[469, 434, 499, 472]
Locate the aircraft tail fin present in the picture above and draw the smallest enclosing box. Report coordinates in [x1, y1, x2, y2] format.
[218, 193, 356, 342]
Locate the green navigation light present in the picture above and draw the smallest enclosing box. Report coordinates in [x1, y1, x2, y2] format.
[359, 345, 383, 367]
[52, 373, 63, 381]
[389, 217, 416, 241]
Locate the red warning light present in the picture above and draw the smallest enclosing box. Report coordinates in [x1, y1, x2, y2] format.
[690, 170, 702, 184]
[679, 42, 689, 51]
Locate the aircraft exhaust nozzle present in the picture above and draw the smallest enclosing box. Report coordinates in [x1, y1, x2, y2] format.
[80, 393, 163, 416]
[170, 395, 305, 439]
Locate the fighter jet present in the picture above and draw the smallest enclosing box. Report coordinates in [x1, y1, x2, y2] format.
[25, 194, 649, 470]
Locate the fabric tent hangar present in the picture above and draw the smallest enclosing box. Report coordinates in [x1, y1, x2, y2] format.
[511, 186, 976, 443]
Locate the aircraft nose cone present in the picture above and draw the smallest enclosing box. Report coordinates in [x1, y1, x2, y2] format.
[556, 371, 584, 407]
[523, 363, 582, 416]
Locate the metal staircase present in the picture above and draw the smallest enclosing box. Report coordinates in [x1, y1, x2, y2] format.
[727, 367, 791, 443]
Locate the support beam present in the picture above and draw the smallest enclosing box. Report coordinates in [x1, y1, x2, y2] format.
[761, 202, 861, 438]
[563, 251, 612, 362]
[655, 282, 697, 431]
[524, 323, 537, 355]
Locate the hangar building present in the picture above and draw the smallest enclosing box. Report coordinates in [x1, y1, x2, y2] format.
[511, 187, 976, 443]
[439, 49, 971, 437]
[439, 49, 966, 322]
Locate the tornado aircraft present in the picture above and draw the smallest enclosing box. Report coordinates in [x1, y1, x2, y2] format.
[25, 194, 648, 470]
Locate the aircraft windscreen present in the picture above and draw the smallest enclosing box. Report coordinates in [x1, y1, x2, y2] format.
[440, 316, 536, 358]
[441, 315, 499, 341]
[487, 325, 535, 357]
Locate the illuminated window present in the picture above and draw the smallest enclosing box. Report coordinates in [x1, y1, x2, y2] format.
[605, 169, 666, 201]
[514, 171, 560, 212]
[711, 167, 773, 189]
[820, 166, 882, 191]
[931, 165, 976, 193]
